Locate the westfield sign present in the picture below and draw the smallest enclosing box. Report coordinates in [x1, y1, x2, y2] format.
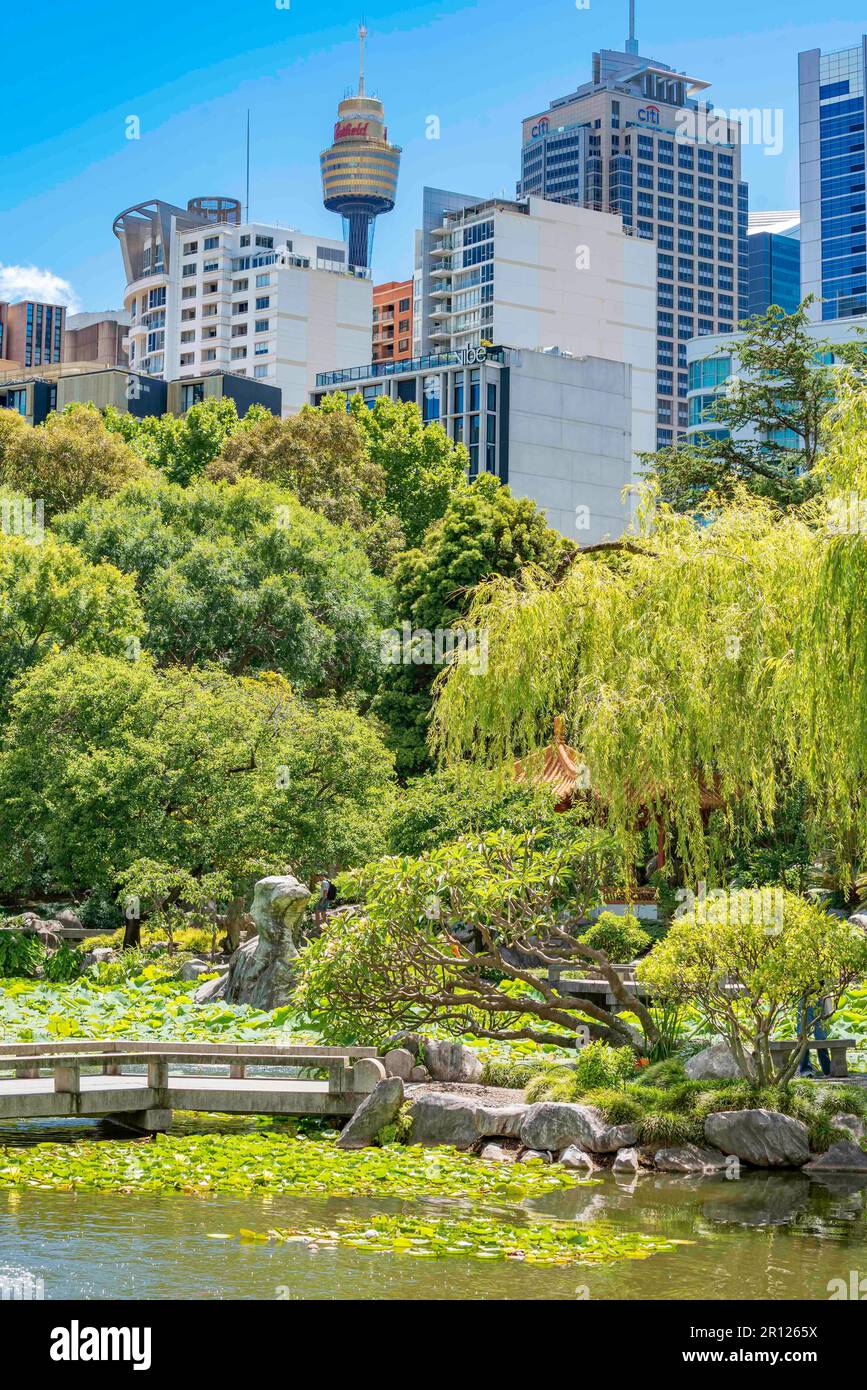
[334, 120, 371, 140]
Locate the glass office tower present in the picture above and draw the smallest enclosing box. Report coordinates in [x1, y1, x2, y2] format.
[747, 212, 801, 316]
[799, 38, 867, 320]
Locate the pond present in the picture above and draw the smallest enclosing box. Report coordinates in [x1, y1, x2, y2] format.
[1, 1120, 866, 1300]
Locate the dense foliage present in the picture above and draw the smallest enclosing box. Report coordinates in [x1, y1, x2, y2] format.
[0, 403, 153, 517]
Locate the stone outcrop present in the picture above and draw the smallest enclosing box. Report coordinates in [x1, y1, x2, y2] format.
[685, 1041, 741, 1081]
[832, 1113, 867, 1141]
[385, 1034, 482, 1083]
[219, 875, 310, 1010]
[558, 1145, 600, 1173]
[704, 1108, 810, 1167]
[804, 1140, 867, 1172]
[612, 1146, 641, 1174]
[653, 1144, 729, 1173]
[520, 1102, 637, 1155]
[336, 1078, 404, 1149]
[407, 1091, 526, 1149]
[3, 914, 62, 949]
[383, 1048, 415, 1081]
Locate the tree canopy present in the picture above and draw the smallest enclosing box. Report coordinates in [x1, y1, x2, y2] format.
[104, 396, 271, 486]
[0, 403, 153, 517]
[54, 476, 390, 696]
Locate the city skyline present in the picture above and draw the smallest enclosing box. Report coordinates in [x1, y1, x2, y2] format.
[1, 0, 865, 313]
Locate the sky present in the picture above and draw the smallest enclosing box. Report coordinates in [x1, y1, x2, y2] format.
[0, 0, 865, 313]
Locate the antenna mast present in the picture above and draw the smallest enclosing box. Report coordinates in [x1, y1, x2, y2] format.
[245, 110, 251, 221]
[358, 22, 367, 96]
[626, 0, 638, 54]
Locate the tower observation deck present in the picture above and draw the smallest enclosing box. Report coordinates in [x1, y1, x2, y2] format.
[320, 25, 401, 269]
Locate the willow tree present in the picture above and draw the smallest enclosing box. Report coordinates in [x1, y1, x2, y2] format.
[431, 488, 826, 884]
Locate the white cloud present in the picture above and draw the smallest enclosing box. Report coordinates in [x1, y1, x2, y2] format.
[0, 264, 80, 312]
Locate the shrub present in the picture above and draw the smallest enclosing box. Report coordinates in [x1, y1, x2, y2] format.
[78, 893, 124, 934]
[579, 1088, 644, 1125]
[572, 1041, 636, 1092]
[0, 930, 44, 978]
[637, 1110, 702, 1147]
[480, 1059, 555, 1089]
[524, 1068, 577, 1103]
[580, 912, 652, 962]
[43, 943, 85, 982]
[633, 1057, 688, 1089]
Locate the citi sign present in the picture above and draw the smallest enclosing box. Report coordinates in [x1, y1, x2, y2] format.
[531, 117, 550, 139]
[638, 105, 661, 126]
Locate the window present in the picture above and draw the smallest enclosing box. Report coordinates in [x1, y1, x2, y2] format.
[183, 241, 199, 255]
[180, 352, 195, 366]
[204, 261, 219, 273]
[254, 342, 269, 355]
[255, 235, 274, 249]
[182, 286, 196, 301]
[182, 264, 197, 277]
[231, 323, 247, 337]
[149, 287, 166, 308]
[231, 346, 247, 360]
[233, 301, 248, 314]
[203, 281, 219, 295]
[181, 308, 196, 322]
[255, 296, 270, 310]
[233, 279, 249, 293]
[255, 319, 270, 333]
[254, 365, 268, 379]
[202, 304, 217, 318]
[204, 236, 219, 250]
[255, 273, 271, 288]
[240, 235, 251, 247]
[202, 349, 217, 362]
[202, 327, 217, 339]
[180, 331, 195, 343]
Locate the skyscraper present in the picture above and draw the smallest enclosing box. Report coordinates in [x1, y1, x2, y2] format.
[746, 212, 801, 317]
[320, 25, 401, 269]
[518, 9, 749, 447]
[799, 38, 867, 321]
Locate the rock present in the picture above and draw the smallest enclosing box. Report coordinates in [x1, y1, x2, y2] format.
[353, 1058, 388, 1093]
[653, 1144, 729, 1173]
[193, 974, 227, 1003]
[383, 1048, 414, 1081]
[4, 914, 62, 949]
[479, 1142, 515, 1163]
[421, 1041, 483, 1084]
[685, 1041, 742, 1081]
[55, 908, 83, 931]
[92, 947, 117, 963]
[409, 1066, 430, 1082]
[558, 1145, 599, 1173]
[336, 1078, 404, 1149]
[222, 874, 310, 1010]
[518, 1149, 550, 1163]
[613, 1146, 641, 1173]
[180, 958, 212, 981]
[804, 1140, 867, 1172]
[832, 1113, 867, 1141]
[520, 1102, 637, 1155]
[704, 1109, 810, 1167]
[407, 1092, 527, 1149]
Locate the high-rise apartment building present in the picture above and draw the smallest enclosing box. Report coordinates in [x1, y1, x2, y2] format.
[372, 279, 413, 362]
[746, 212, 801, 316]
[420, 194, 657, 459]
[113, 198, 373, 416]
[0, 300, 65, 369]
[518, 26, 749, 447]
[799, 38, 867, 321]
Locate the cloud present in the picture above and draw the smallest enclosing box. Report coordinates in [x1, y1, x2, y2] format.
[0, 264, 80, 312]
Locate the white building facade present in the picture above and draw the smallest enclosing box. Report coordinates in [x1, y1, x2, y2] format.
[113, 199, 373, 415]
[422, 194, 657, 461]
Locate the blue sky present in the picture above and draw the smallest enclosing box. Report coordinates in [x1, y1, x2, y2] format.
[1, 0, 865, 312]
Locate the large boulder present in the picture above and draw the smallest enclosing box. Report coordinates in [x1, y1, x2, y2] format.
[337, 1078, 404, 1149]
[558, 1145, 600, 1173]
[685, 1041, 741, 1081]
[221, 875, 310, 1010]
[4, 914, 62, 949]
[653, 1144, 729, 1173]
[704, 1109, 810, 1167]
[520, 1102, 637, 1155]
[613, 1146, 641, 1174]
[832, 1113, 867, 1142]
[421, 1041, 483, 1083]
[803, 1140, 867, 1173]
[407, 1092, 526, 1149]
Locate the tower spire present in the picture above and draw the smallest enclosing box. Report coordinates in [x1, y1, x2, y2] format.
[358, 22, 367, 96]
[625, 0, 638, 54]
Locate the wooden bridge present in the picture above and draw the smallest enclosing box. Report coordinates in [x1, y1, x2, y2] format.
[0, 1041, 389, 1132]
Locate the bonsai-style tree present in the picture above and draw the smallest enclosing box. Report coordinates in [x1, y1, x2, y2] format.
[637, 889, 867, 1084]
[294, 828, 658, 1051]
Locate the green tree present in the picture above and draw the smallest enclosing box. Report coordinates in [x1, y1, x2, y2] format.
[322, 392, 468, 546]
[0, 652, 395, 897]
[642, 301, 866, 511]
[638, 889, 867, 1084]
[0, 530, 142, 714]
[54, 477, 390, 696]
[376, 473, 575, 777]
[0, 403, 153, 517]
[294, 827, 647, 1050]
[104, 397, 270, 486]
[388, 766, 569, 856]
